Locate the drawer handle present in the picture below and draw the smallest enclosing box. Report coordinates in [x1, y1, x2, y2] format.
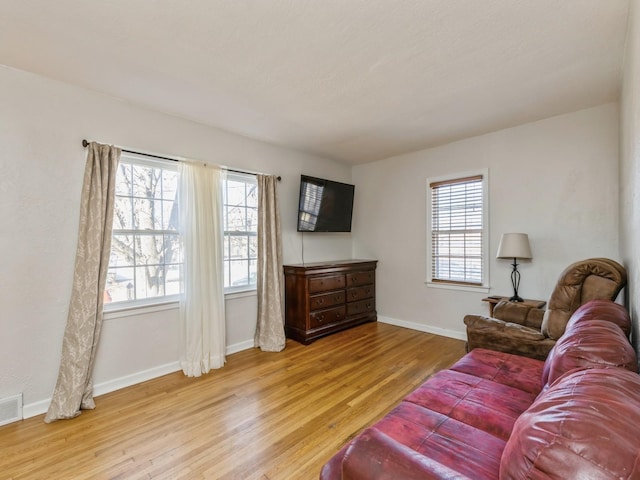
[352, 276, 358, 282]
[366, 303, 372, 309]
[351, 291, 357, 297]
[335, 296, 342, 301]
[317, 314, 324, 322]
[335, 312, 341, 319]
[317, 298, 324, 305]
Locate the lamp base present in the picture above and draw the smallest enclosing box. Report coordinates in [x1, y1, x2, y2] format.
[509, 295, 524, 302]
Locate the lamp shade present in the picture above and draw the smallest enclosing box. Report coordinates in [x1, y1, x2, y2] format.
[496, 233, 532, 259]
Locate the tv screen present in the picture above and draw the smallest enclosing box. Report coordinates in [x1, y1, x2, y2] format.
[297, 175, 355, 232]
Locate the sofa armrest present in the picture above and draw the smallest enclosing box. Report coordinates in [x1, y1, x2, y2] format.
[464, 315, 546, 341]
[341, 428, 471, 480]
[493, 301, 544, 329]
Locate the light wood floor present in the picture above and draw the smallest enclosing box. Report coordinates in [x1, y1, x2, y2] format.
[1, 322, 466, 480]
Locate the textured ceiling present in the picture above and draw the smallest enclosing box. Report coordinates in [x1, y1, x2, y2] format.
[0, 0, 630, 164]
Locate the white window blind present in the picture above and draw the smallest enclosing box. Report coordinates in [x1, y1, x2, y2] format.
[430, 175, 484, 286]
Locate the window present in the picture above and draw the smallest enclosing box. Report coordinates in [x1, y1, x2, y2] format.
[105, 154, 181, 307]
[105, 157, 259, 308]
[427, 171, 488, 289]
[222, 172, 258, 291]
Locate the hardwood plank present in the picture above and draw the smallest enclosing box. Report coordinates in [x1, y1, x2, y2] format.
[0, 323, 466, 479]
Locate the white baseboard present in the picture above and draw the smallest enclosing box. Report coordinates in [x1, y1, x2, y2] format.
[93, 361, 182, 398]
[226, 339, 255, 355]
[378, 315, 468, 342]
[22, 399, 50, 420]
[22, 361, 182, 420]
[22, 340, 255, 420]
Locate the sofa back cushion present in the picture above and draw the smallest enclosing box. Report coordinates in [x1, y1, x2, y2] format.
[541, 299, 636, 389]
[501, 368, 640, 480]
[565, 299, 631, 336]
[541, 319, 637, 388]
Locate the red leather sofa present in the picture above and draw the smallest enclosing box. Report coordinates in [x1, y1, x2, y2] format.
[320, 300, 640, 479]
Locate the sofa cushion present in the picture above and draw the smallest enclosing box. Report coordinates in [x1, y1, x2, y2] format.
[340, 428, 473, 480]
[541, 319, 638, 388]
[500, 368, 640, 480]
[449, 348, 544, 395]
[404, 369, 536, 441]
[365, 401, 506, 480]
[564, 299, 631, 336]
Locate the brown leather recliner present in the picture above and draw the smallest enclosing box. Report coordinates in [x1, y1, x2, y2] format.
[464, 258, 627, 360]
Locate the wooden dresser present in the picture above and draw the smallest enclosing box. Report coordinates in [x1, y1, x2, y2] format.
[283, 259, 377, 344]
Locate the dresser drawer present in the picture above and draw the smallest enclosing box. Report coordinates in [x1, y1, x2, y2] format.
[309, 306, 346, 329]
[347, 285, 375, 302]
[346, 271, 375, 287]
[310, 291, 345, 311]
[347, 299, 375, 316]
[309, 274, 346, 293]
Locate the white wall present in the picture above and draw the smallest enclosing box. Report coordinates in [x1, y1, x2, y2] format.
[0, 59, 626, 419]
[0, 65, 352, 416]
[352, 103, 620, 339]
[620, 0, 640, 360]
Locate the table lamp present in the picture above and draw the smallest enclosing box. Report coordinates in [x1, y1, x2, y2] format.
[496, 233, 532, 302]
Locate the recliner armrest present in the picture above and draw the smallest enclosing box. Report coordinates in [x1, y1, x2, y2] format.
[464, 315, 546, 341]
[493, 301, 544, 329]
[341, 428, 471, 480]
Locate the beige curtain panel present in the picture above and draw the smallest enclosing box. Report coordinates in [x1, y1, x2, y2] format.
[45, 142, 120, 423]
[178, 162, 226, 376]
[254, 174, 286, 352]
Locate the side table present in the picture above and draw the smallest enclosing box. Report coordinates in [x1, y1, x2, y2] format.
[482, 296, 546, 317]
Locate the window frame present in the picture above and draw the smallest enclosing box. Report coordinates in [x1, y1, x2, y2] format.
[426, 169, 490, 292]
[222, 171, 258, 294]
[104, 153, 182, 312]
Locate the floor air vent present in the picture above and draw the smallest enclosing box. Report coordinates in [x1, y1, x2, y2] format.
[0, 394, 23, 426]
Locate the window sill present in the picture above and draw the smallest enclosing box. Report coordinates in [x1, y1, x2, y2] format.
[426, 281, 490, 294]
[104, 300, 179, 320]
[225, 288, 257, 300]
[103, 289, 258, 319]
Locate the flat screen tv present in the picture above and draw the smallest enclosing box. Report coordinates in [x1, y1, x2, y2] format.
[297, 175, 355, 232]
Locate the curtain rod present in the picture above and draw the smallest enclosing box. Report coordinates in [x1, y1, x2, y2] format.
[82, 139, 281, 181]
